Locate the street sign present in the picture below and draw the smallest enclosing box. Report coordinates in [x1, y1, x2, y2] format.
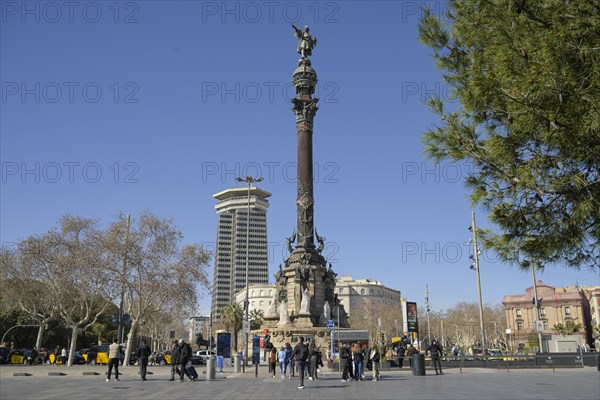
[327, 320, 335, 330]
[243, 321, 250, 334]
[535, 320, 544, 332]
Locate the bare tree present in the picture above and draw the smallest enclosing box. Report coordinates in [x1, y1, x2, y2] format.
[18, 216, 117, 366]
[105, 212, 211, 365]
[1, 246, 57, 349]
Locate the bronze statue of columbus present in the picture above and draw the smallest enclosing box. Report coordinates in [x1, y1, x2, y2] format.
[292, 24, 317, 59]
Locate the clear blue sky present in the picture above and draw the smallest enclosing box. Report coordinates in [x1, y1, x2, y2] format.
[2, 1, 598, 315]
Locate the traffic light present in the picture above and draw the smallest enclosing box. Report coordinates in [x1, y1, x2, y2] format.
[380, 333, 385, 342]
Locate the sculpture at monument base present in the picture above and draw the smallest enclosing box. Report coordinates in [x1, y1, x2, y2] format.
[278, 301, 291, 325]
[299, 287, 311, 313]
[265, 291, 277, 316]
[318, 301, 330, 325]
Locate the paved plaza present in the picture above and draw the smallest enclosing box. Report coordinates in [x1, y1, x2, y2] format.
[1, 364, 598, 400]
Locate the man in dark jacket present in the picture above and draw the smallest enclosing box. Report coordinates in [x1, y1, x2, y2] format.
[136, 340, 152, 381]
[169, 341, 180, 381]
[178, 339, 192, 381]
[339, 342, 351, 382]
[291, 337, 308, 389]
[429, 340, 443, 375]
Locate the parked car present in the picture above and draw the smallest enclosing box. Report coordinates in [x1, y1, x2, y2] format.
[195, 349, 216, 362]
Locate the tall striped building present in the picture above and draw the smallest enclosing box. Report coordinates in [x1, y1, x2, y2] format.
[210, 186, 271, 318]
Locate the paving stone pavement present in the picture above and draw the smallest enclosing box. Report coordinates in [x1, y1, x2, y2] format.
[1, 364, 598, 399]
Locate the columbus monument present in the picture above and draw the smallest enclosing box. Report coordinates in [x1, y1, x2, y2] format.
[262, 26, 350, 343]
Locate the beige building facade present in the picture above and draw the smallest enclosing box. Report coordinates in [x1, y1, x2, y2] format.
[503, 281, 599, 349]
[336, 275, 402, 316]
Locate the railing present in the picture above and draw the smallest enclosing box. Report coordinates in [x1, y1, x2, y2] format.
[380, 353, 600, 373]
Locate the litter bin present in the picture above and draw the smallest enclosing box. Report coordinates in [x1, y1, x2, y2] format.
[412, 354, 426, 376]
[206, 356, 216, 380]
[216, 355, 224, 372]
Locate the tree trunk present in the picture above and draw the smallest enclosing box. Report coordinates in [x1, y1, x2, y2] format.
[124, 320, 138, 366]
[67, 326, 79, 367]
[35, 324, 46, 350]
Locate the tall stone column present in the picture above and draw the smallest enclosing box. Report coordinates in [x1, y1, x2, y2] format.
[292, 59, 319, 250]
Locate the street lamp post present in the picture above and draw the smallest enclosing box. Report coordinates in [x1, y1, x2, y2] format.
[469, 212, 486, 354]
[236, 176, 263, 373]
[530, 262, 544, 352]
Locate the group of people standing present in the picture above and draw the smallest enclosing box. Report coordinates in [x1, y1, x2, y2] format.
[267, 338, 324, 389]
[106, 338, 196, 382]
[339, 342, 381, 382]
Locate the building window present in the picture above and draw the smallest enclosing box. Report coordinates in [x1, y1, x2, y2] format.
[339, 288, 343, 294]
[565, 306, 571, 315]
[259, 290, 264, 297]
[360, 288, 365, 295]
[251, 290, 255, 296]
[269, 290, 272, 296]
[370, 289, 374, 295]
[517, 322, 523, 331]
[540, 308, 546, 317]
[259, 301, 263, 306]
[516, 308, 522, 317]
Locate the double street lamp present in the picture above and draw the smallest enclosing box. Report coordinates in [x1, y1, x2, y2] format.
[236, 176, 263, 373]
[468, 212, 486, 354]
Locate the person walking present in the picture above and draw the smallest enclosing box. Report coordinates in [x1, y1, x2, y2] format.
[60, 347, 67, 366]
[269, 347, 277, 377]
[284, 343, 294, 379]
[178, 339, 192, 382]
[406, 344, 418, 368]
[136, 339, 151, 381]
[429, 339, 444, 375]
[352, 342, 364, 381]
[397, 345, 406, 368]
[278, 346, 286, 378]
[308, 341, 319, 380]
[369, 344, 380, 381]
[291, 337, 308, 389]
[169, 341, 180, 381]
[340, 342, 351, 382]
[106, 339, 121, 382]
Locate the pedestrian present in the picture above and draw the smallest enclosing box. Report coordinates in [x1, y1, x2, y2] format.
[61, 347, 67, 366]
[106, 338, 121, 382]
[397, 345, 406, 368]
[178, 339, 192, 382]
[136, 339, 151, 381]
[150, 350, 156, 366]
[30, 347, 38, 365]
[278, 346, 286, 378]
[369, 344, 380, 381]
[284, 342, 294, 379]
[406, 344, 418, 368]
[169, 341, 180, 381]
[308, 342, 319, 380]
[429, 339, 444, 375]
[352, 342, 364, 381]
[269, 347, 277, 377]
[291, 337, 308, 389]
[340, 342, 351, 382]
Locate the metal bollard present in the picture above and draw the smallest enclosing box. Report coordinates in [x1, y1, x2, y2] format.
[206, 356, 216, 381]
[234, 356, 241, 373]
